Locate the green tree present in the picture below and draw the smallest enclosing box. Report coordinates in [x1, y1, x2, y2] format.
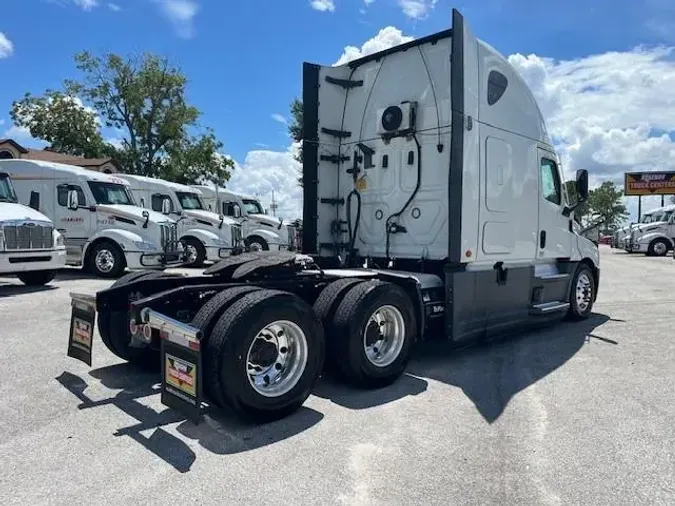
[10, 91, 107, 158]
[586, 181, 628, 232]
[288, 97, 303, 186]
[10, 51, 233, 184]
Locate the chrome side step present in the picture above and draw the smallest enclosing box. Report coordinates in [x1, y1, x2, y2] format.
[530, 301, 570, 315]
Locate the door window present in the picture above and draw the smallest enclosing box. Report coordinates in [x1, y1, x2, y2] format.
[540, 158, 561, 206]
[151, 193, 173, 213]
[57, 184, 87, 207]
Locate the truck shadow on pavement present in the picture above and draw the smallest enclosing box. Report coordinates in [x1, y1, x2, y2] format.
[56, 364, 323, 473]
[0, 282, 58, 297]
[406, 313, 611, 424]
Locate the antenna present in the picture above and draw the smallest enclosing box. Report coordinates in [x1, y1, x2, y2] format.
[270, 190, 278, 217]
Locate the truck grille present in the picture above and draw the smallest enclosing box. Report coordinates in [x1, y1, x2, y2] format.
[3, 223, 53, 251]
[231, 224, 243, 247]
[160, 223, 180, 253]
[287, 225, 298, 250]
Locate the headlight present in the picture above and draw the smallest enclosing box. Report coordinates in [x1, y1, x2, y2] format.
[133, 240, 158, 251]
[54, 231, 65, 248]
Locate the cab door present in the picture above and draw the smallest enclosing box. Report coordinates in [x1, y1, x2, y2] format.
[537, 150, 572, 263]
[55, 182, 93, 263]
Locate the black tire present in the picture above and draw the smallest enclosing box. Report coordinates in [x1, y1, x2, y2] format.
[205, 289, 325, 423]
[183, 237, 207, 268]
[327, 280, 417, 388]
[245, 236, 269, 252]
[313, 278, 365, 323]
[647, 238, 670, 257]
[565, 264, 596, 321]
[87, 240, 127, 278]
[97, 270, 168, 369]
[190, 285, 263, 405]
[16, 270, 57, 286]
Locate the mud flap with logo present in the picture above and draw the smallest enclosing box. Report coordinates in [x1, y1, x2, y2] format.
[159, 326, 203, 425]
[67, 292, 97, 366]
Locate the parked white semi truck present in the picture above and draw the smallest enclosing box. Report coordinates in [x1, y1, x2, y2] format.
[613, 207, 661, 249]
[67, 9, 600, 425]
[117, 175, 244, 267]
[192, 185, 299, 252]
[626, 204, 675, 256]
[0, 170, 66, 285]
[1, 159, 185, 278]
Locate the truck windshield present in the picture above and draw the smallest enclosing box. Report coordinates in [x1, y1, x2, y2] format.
[176, 192, 205, 210]
[640, 214, 653, 223]
[88, 182, 136, 205]
[0, 173, 18, 203]
[242, 199, 265, 214]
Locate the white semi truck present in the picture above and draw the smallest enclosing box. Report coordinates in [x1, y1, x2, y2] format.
[66, 9, 600, 425]
[626, 204, 675, 256]
[0, 170, 67, 285]
[1, 159, 185, 278]
[613, 207, 661, 249]
[116, 175, 244, 267]
[192, 185, 299, 252]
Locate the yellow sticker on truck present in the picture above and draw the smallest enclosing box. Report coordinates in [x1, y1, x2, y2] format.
[165, 354, 197, 397]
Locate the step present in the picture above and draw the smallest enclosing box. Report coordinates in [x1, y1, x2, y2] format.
[530, 301, 570, 315]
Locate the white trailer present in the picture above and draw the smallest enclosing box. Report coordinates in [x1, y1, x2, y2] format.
[1, 159, 185, 278]
[66, 9, 600, 424]
[192, 185, 299, 252]
[627, 204, 675, 256]
[0, 170, 67, 285]
[116, 175, 244, 267]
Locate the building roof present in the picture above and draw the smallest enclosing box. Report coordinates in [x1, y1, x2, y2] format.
[0, 138, 119, 171]
[0, 138, 29, 154]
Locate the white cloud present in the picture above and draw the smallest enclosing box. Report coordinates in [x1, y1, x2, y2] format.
[0, 119, 4, 126]
[155, 0, 199, 39]
[108, 3, 121, 11]
[0, 33, 14, 59]
[310, 0, 335, 13]
[334, 26, 413, 65]
[398, 0, 437, 19]
[364, 0, 375, 4]
[271, 113, 288, 125]
[509, 46, 675, 222]
[2, 125, 48, 149]
[73, 0, 99, 10]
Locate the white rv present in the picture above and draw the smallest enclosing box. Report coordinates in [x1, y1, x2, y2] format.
[0, 159, 185, 278]
[116, 175, 243, 267]
[192, 185, 299, 251]
[626, 204, 675, 256]
[0, 170, 66, 285]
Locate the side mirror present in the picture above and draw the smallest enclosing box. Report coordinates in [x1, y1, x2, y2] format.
[233, 204, 242, 219]
[67, 189, 79, 210]
[142, 210, 150, 229]
[161, 198, 171, 215]
[29, 191, 40, 211]
[576, 169, 589, 201]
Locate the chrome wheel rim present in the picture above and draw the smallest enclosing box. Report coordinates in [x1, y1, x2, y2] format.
[185, 244, 198, 264]
[249, 242, 263, 252]
[654, 241, 667, 255]
[246, 320, 308, 398]
[95, 249, 115, 273]
[575, 273, 593, 313]
[363, 305, 405, 368]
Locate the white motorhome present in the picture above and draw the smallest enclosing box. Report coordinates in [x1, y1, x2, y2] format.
[116, 175, 243, 267]
[0, 170, 67, 285]
[1, 159, 185, 278]
[626, 204, 675, 256]
[192, 185, 299, 252]
[613, 207, 661, 249]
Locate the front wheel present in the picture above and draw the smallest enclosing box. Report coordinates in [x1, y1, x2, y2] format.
[648, 238, 670, 257]
[183, 237, 206, 268]
[87, 240, 127, 278]
[245, 236, 269, 252]
[16, 270, 57, 286]
[565, 264, 596, 321]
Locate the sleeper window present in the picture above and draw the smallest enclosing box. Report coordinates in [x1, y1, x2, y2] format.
[540, 158, 561, 205]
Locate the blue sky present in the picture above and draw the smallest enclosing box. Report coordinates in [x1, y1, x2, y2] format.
[2, 0, 675, 220]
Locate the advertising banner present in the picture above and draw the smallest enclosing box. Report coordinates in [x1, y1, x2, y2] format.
[624, 172, 675, 196]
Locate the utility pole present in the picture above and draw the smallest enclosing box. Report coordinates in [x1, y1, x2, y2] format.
[270, 190, 278, 217]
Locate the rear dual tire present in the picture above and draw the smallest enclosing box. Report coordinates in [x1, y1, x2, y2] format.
[191, 287, 325, 423]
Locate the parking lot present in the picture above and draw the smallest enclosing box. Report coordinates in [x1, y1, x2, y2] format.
[1, 245, 674, 506]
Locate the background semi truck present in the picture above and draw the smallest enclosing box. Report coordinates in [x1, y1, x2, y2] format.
[2, 159, 185, 278]
[626, 204, 675, 256]
[67, 9, 600, 424]
[613, 207, 661, 249]
[0, 170, 67, 285]
[118, 175, 244, 267]
[192, 185, 299, 252]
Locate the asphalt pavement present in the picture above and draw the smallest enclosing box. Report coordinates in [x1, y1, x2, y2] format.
[1, 246, 674, 505]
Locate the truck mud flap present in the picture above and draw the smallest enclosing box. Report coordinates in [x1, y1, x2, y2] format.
[67, 292, 97, 367]
[141, 308, 204, 425]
